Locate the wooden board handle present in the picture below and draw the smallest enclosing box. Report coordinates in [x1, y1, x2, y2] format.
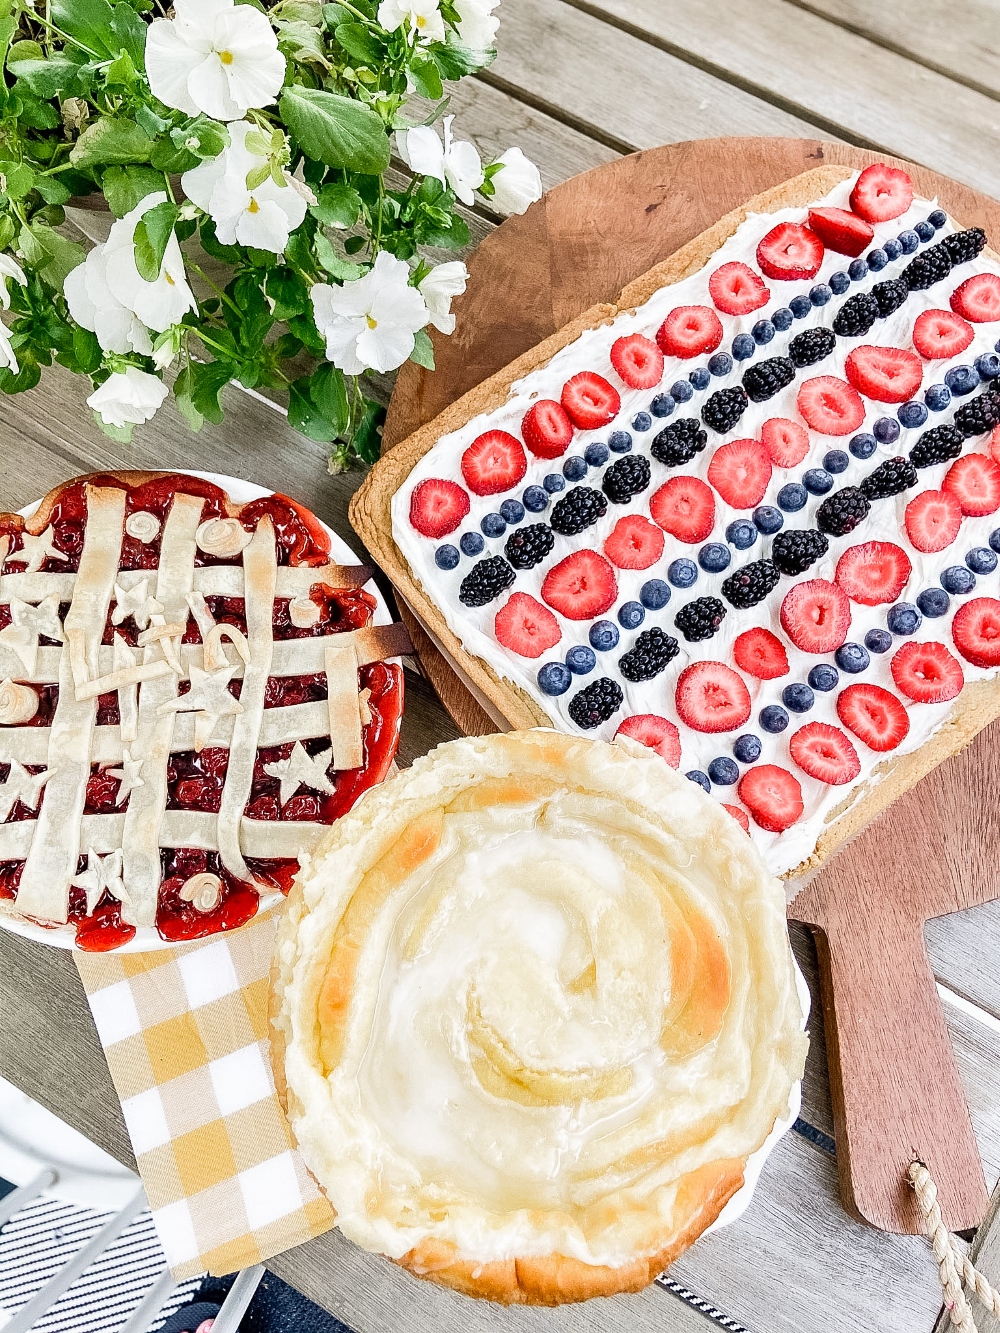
[811, 912, 988, 1234]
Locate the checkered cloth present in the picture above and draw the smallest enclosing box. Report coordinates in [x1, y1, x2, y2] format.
[74, 912, 334, 1280]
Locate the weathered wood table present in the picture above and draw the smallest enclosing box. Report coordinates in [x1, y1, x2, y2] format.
[4, 2, 1000, 1330]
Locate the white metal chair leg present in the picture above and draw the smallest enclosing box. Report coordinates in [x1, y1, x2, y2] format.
[0, 1169, 56, 1229]
[115, 1265, 177, 1333]
[208, 1264, 266, 1333]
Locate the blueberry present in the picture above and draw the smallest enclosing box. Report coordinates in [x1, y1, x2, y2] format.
[760, 704, 790, 733]
[543, 473, 566, 493]
[867, 248, 888, 272]
[941, 564, 976, 594]
[667, 558, 698, 588]
[887, 602, 922, 635]
[777, 482, 808, 512]
[732, 333, 756, 361]
[631, 412, 653, 432]
[708, 351, 733, 377]
[639, 578, 671, 610]
[772, 307, 794, 331]
[670, 379, 694, 404]
[834, 641, 870, 674]
[686, 770, 711, 793]
[975, 353, 1000, 381]
[830, 271, 851, 295]
[967, 546, 998, 574]
[499, 498, 525, 524]
[650, 393, 675, 417]
[991, 528, 1000, 554]
[752, 319, 776, 345]
[924, 383, 952, 412]
[915, 220, 935, 243]
[849, 432, 877, 460]
[538, 662, 572, 696]
[928, 209, 947, 229]
[522, 485, 548, 513]
[608, 430, 633, 453]
[618, 600, 645, 629]
[803, 468, 834, 495]
[434, 544, 460, 570]
[589, 620, 619, 652]
[726, 518, 758, 550]
[708, 756, 740, 786]
[782, 682, 814, 712]
[865, 627, 893, 654]
[874, 417, 901, 445]
[898, 229, 920, 255]
[945, 365, 980, 396]
[883, 237, 903, 261]
[808, 663, 840, 692]
[733, 733, 763, 764]
[996, 338, 1000, 355]
[563, 455, 588, 481]
[566, 644, 597, 674]
[848, 257, 869, 281]
[790, 294, 812, 319]
[753, 504, 784, 534]
[898, 400, 928, 429]
[823, 449, 850, 475]
[481, 512, 506, 538]
[689, 368, 711, 391]
[810, 283, 833, 306]
[584, 442, 610, 467]
[460, 531, 485, 556]
[699, 541, 732, 573]
[917, 586, 950, 618]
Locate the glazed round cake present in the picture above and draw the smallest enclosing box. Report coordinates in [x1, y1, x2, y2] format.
[271, 729, 807, 1305]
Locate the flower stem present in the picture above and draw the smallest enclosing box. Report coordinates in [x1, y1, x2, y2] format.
[187, 262, 241, 317]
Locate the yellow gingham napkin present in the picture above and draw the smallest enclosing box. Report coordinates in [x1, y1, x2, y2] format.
[74, 911, 334, 1279]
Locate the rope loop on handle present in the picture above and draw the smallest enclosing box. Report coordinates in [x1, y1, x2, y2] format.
[908, 1160, 1000, 1333]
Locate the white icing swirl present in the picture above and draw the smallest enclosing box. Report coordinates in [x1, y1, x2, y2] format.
[179, 872, 222, 912]
[196, 517, 251, 558]
[289, 595, 321, 628]
[125, 510, 160, 543]
[0, 678, 38, 724]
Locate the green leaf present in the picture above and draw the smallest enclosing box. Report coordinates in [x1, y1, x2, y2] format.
[343, 233, 366, 254]
[190, 359, 233, 425]
[350, 397, 383, 464]
[310, 362, 349, 435]
[170, 114, 229, 160]
[173, 365, 204, 432]
[150, 139, 198, 174]
[287, 309, 326, 355]
[101, 164, 164, 217]
[34, 174, 73, 205]
[410, 326, 435, 369]
[333, 21, 383, 65]
[288, 374, 336, 442]
[132, 200, 178, 281]
[51, 0, 117, 57]
[245, 162, 271, 191]
[55, 324, 101, 373]
[279, 85, 390, 174]
[18, 97, 61, 129]
[0, 215, 15, 251]
[135, 103, 170, 138]
[198, 217, 242, 264]
[12, 56, 81, 98]
[6, 40, 44, 63]
[28, 223, 86, 289]
[110, 2, 147, 68]
[265, 266, 309, 320]
[0, 360, 41, 394]
[311, 181, 362, 229]
[323, 3, 352, 25]
[3, 163, 34, 200]
[70, 116, 154, 168]
[276, 18, 330, 66]
[273, 0, 324, 21]
[18, 222, 49, 269]
[229, 273, 273, 353]
[104, 48, 137, 87]
[430, 40, 494, 79]
[409, 54, 442, 101]
[314, 230, 363, 281]
[97, 418, 135, 443]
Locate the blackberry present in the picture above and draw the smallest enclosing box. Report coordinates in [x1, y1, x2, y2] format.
[771, 528, 830, 575]
[602, 454, 651, 504]
[504, 523, 554, 570]
[902, 240, 953, 290]
[618, 627, 680, 680]
[567, 676, 624, 728]
[832, 292, 879, 338]
[721, 559, 780, 609]
[742, 357, 795, 403]
[872, 277, 908, 318]
[650, 417, 707, 468]
[458, 555, 515, 607]
[702, 385, 748, 433]
[788, 327, 836, 368]
[909, 423, 964, 467]
[943, 227, 987, 266]
[860, 457, 918, 500]
[954, 389, 1000, 439]
[673, 597, 727, 643]
[549, 486, 607, 536]
[816, 486, 871, 537]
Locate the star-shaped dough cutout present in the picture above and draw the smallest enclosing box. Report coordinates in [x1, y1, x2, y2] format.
[9, 527, 69, 574]
[108, 746, 144, 804]
[263, 741, 334, 807]
[112, 579, 163, 632]
[71, 847, 129, 916]
[158, 663, 243, 750]
[0, 593, 64, 673]
[0, 760, 50, 822]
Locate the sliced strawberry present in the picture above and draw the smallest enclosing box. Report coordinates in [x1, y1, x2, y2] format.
[738, 764, 804, 832]
[756, 222, 824, 281]
[560, 371, 621, 430]
[461, 430, 527, 496]
[409, 477, 470, 538]
[522, 399, 573, 459]
[760, 417, 810, 468]
[837, 683, 910, 751]
[991, 424, 1000, 465]
[844, 345, 923, 404]
[722, 803, 751, 833]
[615, 714, 682, 767]
[849, 163, 913, 223]
[649, 476, 716, 544]
[707, 262, 770, 315]
[950, 272, 1000, 324]
[540, 549, 617, 621]
[890, 640, 964, 703]
[789, 722, 861, 785]
[655, 305, 724, 359]
[780, 579, 852, 654]
[911, 309, 974, 361]
[733, 627, 790, 680]
[953, 597, 1000, 666]
[675, 661, 751, 734]
[806, 207, 874, 258]
[835, 541, 912, 606]
[610, 333, 664, 390]
[603, 513, 665, 569]
[904, 489, 963, 552]
[494, 593, 561, 659]
[707, 437, 772, 508]
[797, 376, 866, 436]
[943, 453, 1000, 516]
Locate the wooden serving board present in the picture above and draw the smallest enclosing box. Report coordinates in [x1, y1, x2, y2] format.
[381, 136, 1000, 1235]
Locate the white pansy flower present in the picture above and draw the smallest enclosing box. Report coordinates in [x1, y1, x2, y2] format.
[0, 324, 18, 376]
[377, 0, 446, 43]
[310, 250, 428, 375]
[397, 115, 483, 205]
[487, 146, 542, 215]
[146, 0, 286, 122]
[64, 248, 154, 356]
[181, 121, 307, 253]
[454, 0, 500, 50]
[418, 260, 467, 335]
[0, 254, 26, 310]
[103, 193, 197, 334]
[88, 368, 168, 429]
